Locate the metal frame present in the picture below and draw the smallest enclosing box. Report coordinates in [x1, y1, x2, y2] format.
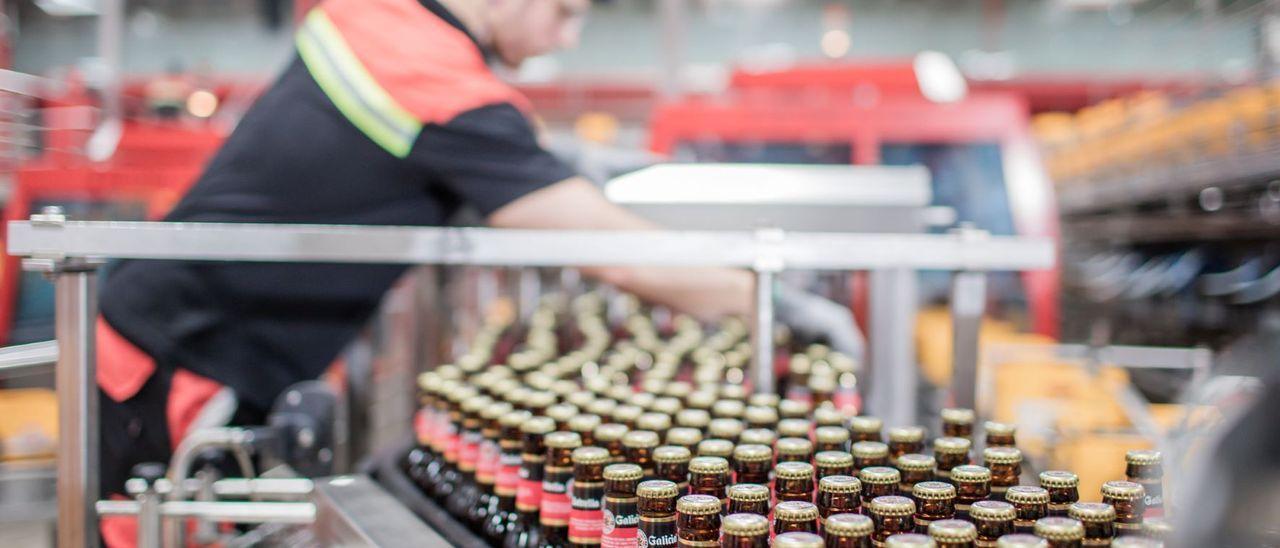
[7, 216, 1053, 546]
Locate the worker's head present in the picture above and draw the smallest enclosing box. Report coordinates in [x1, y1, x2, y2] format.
[483, 0, 589, 66]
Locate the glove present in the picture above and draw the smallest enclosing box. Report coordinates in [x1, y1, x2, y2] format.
[776, 285, 866, 367]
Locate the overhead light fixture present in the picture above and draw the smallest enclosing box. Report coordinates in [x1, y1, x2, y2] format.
[35, 0, 98, 16]
[913, 50, 968, 104]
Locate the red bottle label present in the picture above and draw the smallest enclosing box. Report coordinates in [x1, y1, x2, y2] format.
[601, 495, 639, 548]
[413, 409, 431, 446]
[443, 423, 459, 462]
[517, 477, 542, 512]
[458, 431, 481, 472]
[476, 440, 500, 484]
[496, 453, 522, 496]
[569, 480, 605, 543]
[540, 468, 573, 526]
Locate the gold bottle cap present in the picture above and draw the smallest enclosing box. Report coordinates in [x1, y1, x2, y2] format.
[1111, 537, 1162, 548]
[933, 437, 971, 454]
[686, 390, 717, 410]
[778, 419, 813, 438]
[777, 437, 815, 457]
[712, 399, 746, 419]
[605, 384, 631, 402]
[1142, 517, 1172, 538]
[688, 455, 730, 474]
[664, 381, 693, 400]
[628, 392, 656, 409]
[721, 512, 770, 536]
[622, 430, 659, 449]
[941, 408, 975, 425]
[745, 405, 779, 425]
[721, 384, 749, 401]
[653, 445, 692, 464]
[585, 398, 618, 417]
[740, 428, 777, 446]
[852, 441, 889, 459]
[733, 443, 773, 463]
[614, 404, 644, 423]
[1101, 480, 1145, 501]
[665, 427, 703, 447]
[888, 426, 926, 443]
[545, 431, 582, 449]
[859, 466, 901, 485]
[850, 415, 883, 434]
[928, 519, 977, 543]
[696, 438, 734, 458]
[969, 500, 1016, 521]
[550, 379, 579, 399]
[593, 422, 628, 442]
[815, 450, 855, 468]
[816, 426, 851, 445]
[568, 413, 602, 434]
[566, 391, 595, 410]
[675, 408, 711, 428]
[884, 533, 936, 547]
[984, 420, 1017, 436]
[416, 372, 438, 392]
[775, 461, 815, 480]
[500, 410, 533, 428]
[676, 494, 721, 516]
[1126, 449, 1162, 466]
[641, 378, 667, 396]
[1005, 486, 1050, 505]
[637, 412, 672, 432]
[814, 405, 845, 427]
[481, 401, 514, 420]
[521, 416, 556, 435]
[869, 495, 916, 517]
[1038, 470, 1079, 489]
[996, 534, 1049, 547]
[708, 418, 745, 439]
[950, 465, 991, 483]
[774, 500, 821, 521]
[504, 387, 530, 407]
[1034, 517, 1085, 541]
[913, 481, 956, 501]
[636, 479, 679, 499]
[819, 474, 862, 494]
[651, 397, 682, 416]
[603, 463, 643, 481]
[896, 453, 936, 473]
[447, 386, 478, 404]
[779, 399, 812, 419]
[774, 532, 825, 548]
[462, 395, 494, 414]
[571, 446, 610, 465]
[748, 393, 781, 408]
[727, 482, 770, 502]
[984, 447, 1022, 465]
[526, 391, 557, 410]
[1068, 502, 1116, 523]
[822, 512, 874, 536]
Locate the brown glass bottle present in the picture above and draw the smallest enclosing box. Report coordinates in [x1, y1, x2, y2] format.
[1033, 517, 1085, 548]
[471, 401, 514, 528]
[653, 446, 692, 495]
[687, 456, 730, 511]
[1140, 516, 1170, 542]
[951, 466, 991, 519]
[969, 500, 1015, 547]
[850, 416, 884, 444]
[569, 414, 602, 448]
[595, 423, 629, 464]
[776, 461, 817, 503]
[665, 428, 703, 453]
[1005, 486, 1049, 534]
[818, 474, 863, 518]
[541, 431, 582, 546]
[727, 483, 771, 516]
[505, 416, 555, 548]
[983, 448, 1021, 500]
[913, 481, 957, 533]
[695, 438, 733, 459]
[1124, 450, 1163, 519]
[527, 391, 558, 418]
[887, 427, 925, 465]
[860, 466, 901, 509]
[929, 519, 978, 548]
[933, 437, 972, 482]
[1038, 471, 1078, 518]
[675, 494, 721, 547]
[853, 441, 891, 471]
[824, 512, 874, 548]
[778, 437, 816, 464]
[569, 446, 609, 547]
[637, 480, 679, 548]
[732, 444, 773, 485]
[896, 454, 936, 498]
[1100, 481, 1144, 536]
[776, 531, 827, 548]
[548, 404, 581, 432]
[486, 409, 532, 544]
[983, 421, 1016, 448]
[623, 430, 660, 479]
[774, 500, 821, 535]
[817, 450, 856, 480]
[1067, 502, 1115, 547]
[778, 419, 814, 440]
[940, 408, 975, 439]
[601, 463, 642, 548]
[817, 426, 852, 453]
[721, 512, 770, 548]
[869, 495, 917, 546]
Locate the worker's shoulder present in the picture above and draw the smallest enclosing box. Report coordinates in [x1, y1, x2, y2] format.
[308, 0, 529, 126]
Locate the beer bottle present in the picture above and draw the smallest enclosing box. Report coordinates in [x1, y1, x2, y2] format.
[869, 495, 917, 546]
[595, 423, 629, 464]
[912, 482, 957, 533]
[722, 512, 770, 548]
[570, 414, 603, 448]
[541, 431, 582, 546]
[983, 448, 1022, 500]
[1067, 502, 1114, 547]
[687, 456, 730, 511]
[887, 427, 926, 465]
[602, 463, 642, 548]
[995, 534, 1048, 547]
[548, 404, 581, 432]
[932, 438, 971, 483]
[853, 441, 891, 471]
[587, 399, 619, 422]
[896, 455, 937, 498]
[653, 446, 692, 495]
[775, 461, 817, 503]
[1124, 450, 1163, 518]
[817, 426, 852, 453]
[637, 480, 679, 548]
[748, 392, 781, 409]
[686, 391, 716, 412]
[851, 416, 884, 444]
[815, 405, 846, 428]
[665, 428, 703, 454]
[675, 494, 721, 547]
[818, 474, 863, 518]
[504, 416, 554, 548]
[745, 405, 780, 430]
[675, 409, 711, 433]
[732, 444, 773, 485]
[1038, 472, 1078, 518]
[615, 405, 645, 430]
[713, 399, 747, 420]
[983, 422, 1016, 448]
[775, 531, 827, 548]
[940, 409, 974, 439]
[569, 446, 609, 547]
[952, 466, 991, 519]
[740, 428, 778, 448]
[1140, 516, 1170, 542]
[884, 533, 937, 547]
[817, 450, 856, 480]
[969, 500, 1015, 547]
[774, 500, 821, 535]
[1109, 537, 1159, 547]
[695, 439, 733, 460]
[1005, 486, 1049, 534]
[485, 409, 531, 544]
[778, 437, 816, 464]
[470, 401, 513, 527]
[527, 391, 558, 417]
[1032, 517, 1085, 548]
[622, 430, 660, 479]
[1100, 481, 1144, 536]
[567, 391, 596, 411]
[860, 466, 901, 508]
[824, 512, 875, 548]
[430, 385, 475, 499]
[778, 418, 814, 440]
[708, 418, 746, 445]
[727, 483, 771, 516]
[651, 397, 683, 417]
[630, 393, 657, 413]
[928, 519, 978, 548]
[638, 413, 673, 438]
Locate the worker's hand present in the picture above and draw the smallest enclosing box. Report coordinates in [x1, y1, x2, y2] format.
[776, 286, 866, 366]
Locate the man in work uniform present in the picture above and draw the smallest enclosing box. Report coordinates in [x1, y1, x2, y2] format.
[95, 0, 862, 544]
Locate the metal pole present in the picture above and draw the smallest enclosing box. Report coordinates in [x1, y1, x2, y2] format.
[55, 265, 101, 548]
[657, 0, 686, 98]
[949, 271, 987, 409]
[867, 268, 918, 426]
[750, 269, 776, 394]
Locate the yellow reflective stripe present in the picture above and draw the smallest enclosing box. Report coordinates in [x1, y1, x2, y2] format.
[296, 10, 421, 157]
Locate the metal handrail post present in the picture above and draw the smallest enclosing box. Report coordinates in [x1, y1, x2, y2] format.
[50, 265, 101, 548]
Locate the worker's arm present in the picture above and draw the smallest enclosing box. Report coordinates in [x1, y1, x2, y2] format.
[488, 176, 754, 322]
